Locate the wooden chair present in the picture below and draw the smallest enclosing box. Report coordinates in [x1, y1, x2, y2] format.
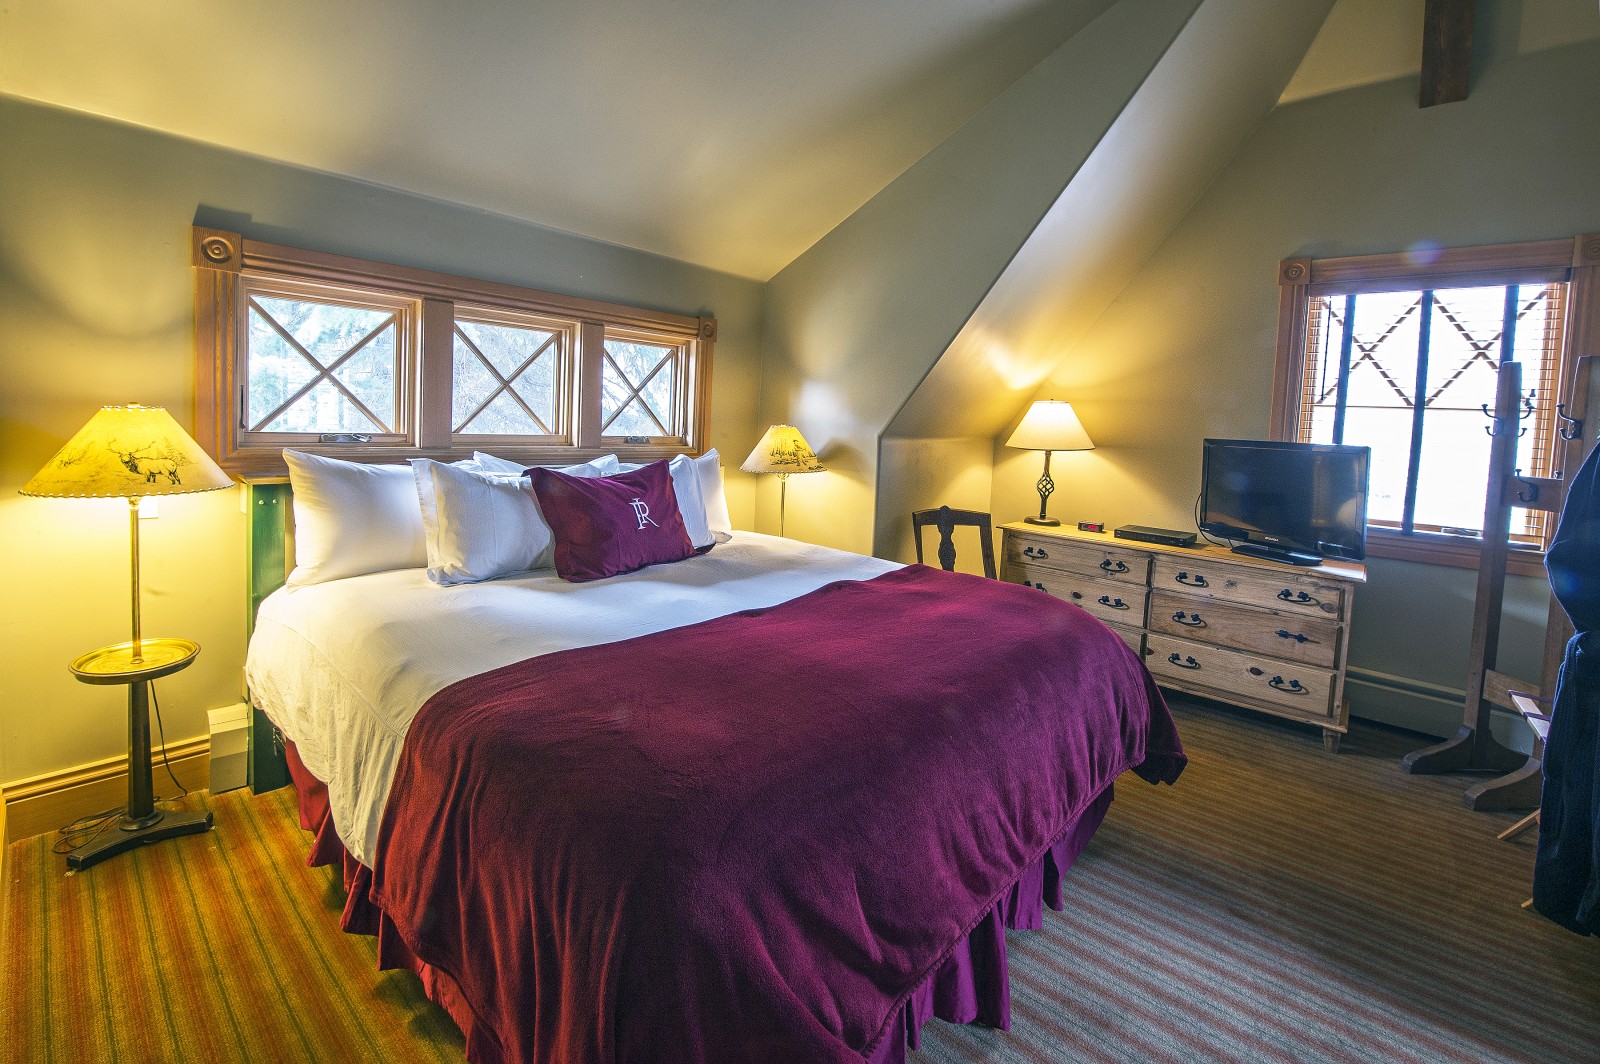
[912, 506, 996, 579]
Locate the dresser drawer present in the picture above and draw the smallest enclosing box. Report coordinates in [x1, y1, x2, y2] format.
[1107, 623, 1144, 655]
[1004, 533, 1150, 585]
[1150, 556, 1344, 619]
[1145, 632, 1337, 721]
[1148, 590, 1341, 669]
[1008, 564, 1150, 627]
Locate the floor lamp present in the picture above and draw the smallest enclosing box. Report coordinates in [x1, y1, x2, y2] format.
[21, 404, 234, 870]
[1006, 401, 1095, 526]
[742, 424, 826, 538]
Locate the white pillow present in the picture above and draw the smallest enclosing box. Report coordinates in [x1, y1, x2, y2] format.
[413, 455, 618, 584]
[692, 449, 732, 535]
[284, 451, 432, 586]
[472, 451, 619, 477]
[612, 455, 714, 549]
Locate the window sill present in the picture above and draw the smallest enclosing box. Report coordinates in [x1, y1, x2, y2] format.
[1364, 528, 1547, 577]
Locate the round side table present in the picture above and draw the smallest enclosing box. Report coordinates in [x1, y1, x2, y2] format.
[66, 638, 214, 870]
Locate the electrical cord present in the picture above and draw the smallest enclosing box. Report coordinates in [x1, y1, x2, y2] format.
[53, 677, 192, 858]
[1193, 492, 1235, 549]
[150, 681, 190, 800]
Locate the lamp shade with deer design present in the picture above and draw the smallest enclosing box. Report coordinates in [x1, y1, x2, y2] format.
[20, 404, 233, 500]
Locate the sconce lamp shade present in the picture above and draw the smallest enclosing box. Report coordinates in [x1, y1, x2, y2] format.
[741, 424, 827, 476]
[1005, 401, 1095, 452]
[20, 404, 233, 499]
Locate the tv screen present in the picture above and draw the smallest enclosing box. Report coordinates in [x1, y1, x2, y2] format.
[1200, 440, 1371, 565]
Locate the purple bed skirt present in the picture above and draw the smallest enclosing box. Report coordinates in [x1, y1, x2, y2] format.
[284, 741, 1116, 1062]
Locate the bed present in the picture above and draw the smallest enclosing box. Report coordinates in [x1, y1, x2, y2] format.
[244, 470, 1184, 1064]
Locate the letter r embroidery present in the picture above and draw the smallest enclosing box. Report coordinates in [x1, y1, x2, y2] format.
[629, 498, 658, 530]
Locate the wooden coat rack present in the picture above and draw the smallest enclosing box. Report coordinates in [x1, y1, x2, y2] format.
[1401, 357, 1598, 810]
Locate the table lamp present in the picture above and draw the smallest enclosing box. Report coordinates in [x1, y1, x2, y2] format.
[20, 403, 234, 869]
[1006, 401, 1094, 526]
[741, 424, 826, 537]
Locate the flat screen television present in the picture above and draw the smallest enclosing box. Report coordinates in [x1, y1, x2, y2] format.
[1199, 439, 1371, 566]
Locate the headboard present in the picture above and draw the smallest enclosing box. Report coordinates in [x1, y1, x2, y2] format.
[246, 481, 293, 793]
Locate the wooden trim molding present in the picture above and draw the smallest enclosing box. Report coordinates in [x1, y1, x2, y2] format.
[1573, 232, 1600, 268]
[1, 780, 9, 950]
[192, 229, 703, 334]
[3, 737, 211, 846]
[1296, 238, 1574, 293]
[192, 226, 717, 477]
[1363, 528, 1548, 577]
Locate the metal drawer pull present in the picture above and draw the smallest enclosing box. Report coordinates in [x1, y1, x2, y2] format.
[1070, 591, 1082, 600]
[1026, 581, 1048, 591]
[1168, 653, 1200, 670]
[1099, 559, 1128, 573]
[1098, 595, 1129, 610]
[1176, 571, 1208, 587]
[1173, 611, 1205, 627]
[1269, 676, 1307, 694]
[1277, 589, 1318, 605]
[1023, 546, 1049, 560]
[1275, 629, 1312, 644]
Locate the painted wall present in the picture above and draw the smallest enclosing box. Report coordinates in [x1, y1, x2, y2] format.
[877, 0, 1334, 559]
[0, 97, 765, 786]
[759, 0, 1205, 554]
[993, 32, 1600, 734]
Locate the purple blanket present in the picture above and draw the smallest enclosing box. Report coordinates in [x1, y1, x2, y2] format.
[370, 564, 1184, 1064]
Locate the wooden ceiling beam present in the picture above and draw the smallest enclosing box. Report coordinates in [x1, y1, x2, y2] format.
[1420, 0, 1474, 107]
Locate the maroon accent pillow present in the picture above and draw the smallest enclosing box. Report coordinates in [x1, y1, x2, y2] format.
[527, 460, 694, 582]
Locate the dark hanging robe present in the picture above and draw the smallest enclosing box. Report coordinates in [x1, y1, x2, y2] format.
[1534, 440, 1600, 935]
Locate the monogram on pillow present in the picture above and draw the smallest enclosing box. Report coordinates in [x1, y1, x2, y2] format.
[628, 497, 660, 530]
[528, 459, 695, 581]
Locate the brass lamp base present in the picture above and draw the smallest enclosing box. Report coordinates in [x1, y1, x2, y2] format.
[1024, 516, 1061, 526]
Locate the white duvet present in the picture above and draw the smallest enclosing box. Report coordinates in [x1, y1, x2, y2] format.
[245, 532, 899, 865]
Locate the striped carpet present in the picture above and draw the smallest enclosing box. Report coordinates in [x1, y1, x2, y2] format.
[4, 698, 1597, 1064]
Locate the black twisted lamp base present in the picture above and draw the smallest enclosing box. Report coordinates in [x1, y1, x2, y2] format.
[1024, 450, 1060, 526]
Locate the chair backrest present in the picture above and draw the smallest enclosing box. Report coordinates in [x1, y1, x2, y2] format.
[912, 506, 996, 579]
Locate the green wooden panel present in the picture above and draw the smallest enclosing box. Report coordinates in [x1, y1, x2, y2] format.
[247, 482, 293, 794]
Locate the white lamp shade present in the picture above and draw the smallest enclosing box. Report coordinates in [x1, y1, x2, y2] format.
[20, 404, 234, 499]
[741, 424, 826, 475]
[1005, 401, 1094, 452]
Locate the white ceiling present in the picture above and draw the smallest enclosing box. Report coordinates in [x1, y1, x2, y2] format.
[0, 0, 1116, 280]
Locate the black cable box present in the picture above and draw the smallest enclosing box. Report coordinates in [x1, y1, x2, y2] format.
[1114, 524, 1197, 548]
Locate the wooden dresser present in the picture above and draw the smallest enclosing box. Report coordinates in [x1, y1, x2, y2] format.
[1000, 522, 1366, 752]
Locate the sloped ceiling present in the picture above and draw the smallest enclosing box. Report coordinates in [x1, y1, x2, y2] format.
[0, 0, 1116, 280]
[885, 0, 1337, 443]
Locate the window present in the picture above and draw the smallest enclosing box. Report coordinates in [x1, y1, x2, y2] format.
[1272, 236, 1600, 569]
[193, 228, 716, 476]
[451, 308, 574, 444]
[241, 280, 415, 445]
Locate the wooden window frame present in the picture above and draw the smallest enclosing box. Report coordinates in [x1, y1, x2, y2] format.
[1271, 235, 1600, 574]
[449, 305, 578, 448]
[193, 227, 716, 477]
[238, 275, 419, 448]
[598, 325, 698, 448]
